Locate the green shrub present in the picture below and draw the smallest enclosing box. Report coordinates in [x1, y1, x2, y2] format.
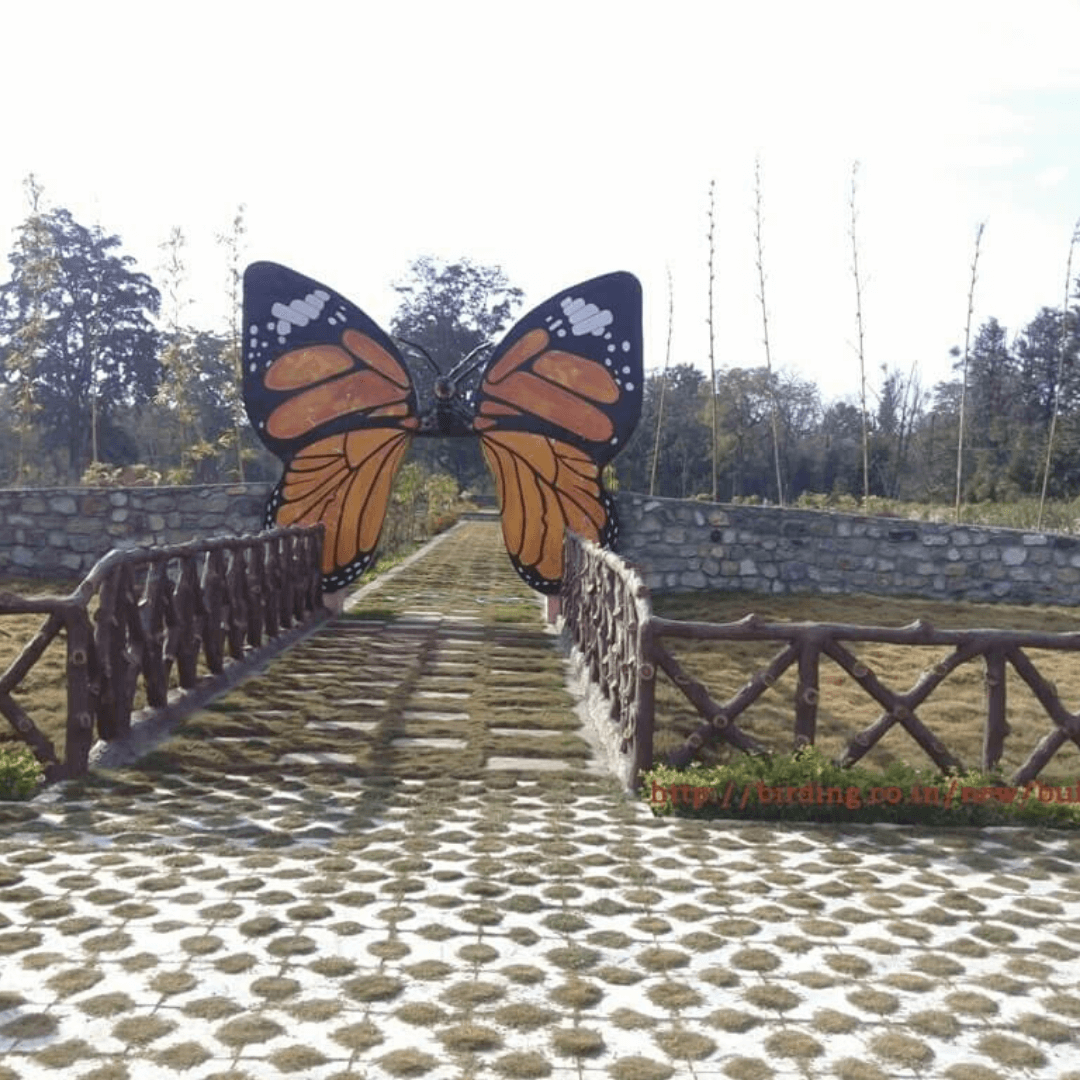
[0, 743, 44, 801]
[642, 746, 1080, 828]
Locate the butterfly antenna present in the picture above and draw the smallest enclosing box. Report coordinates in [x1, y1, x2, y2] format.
[447, 340, 493, 381]
[395, 337, 440, 375]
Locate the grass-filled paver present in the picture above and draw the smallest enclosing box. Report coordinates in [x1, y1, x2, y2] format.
[0, 521, 1079, 1079]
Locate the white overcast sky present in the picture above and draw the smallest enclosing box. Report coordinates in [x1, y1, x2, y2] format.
[1, 0, 1079, 406]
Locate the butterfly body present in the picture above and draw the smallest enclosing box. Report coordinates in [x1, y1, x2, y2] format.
[414, 375, 475, 437]
[243, 262, 642, 594]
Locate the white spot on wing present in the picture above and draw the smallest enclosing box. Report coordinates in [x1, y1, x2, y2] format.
[268, 289, 333, 342]
[560, 294, 614, 336]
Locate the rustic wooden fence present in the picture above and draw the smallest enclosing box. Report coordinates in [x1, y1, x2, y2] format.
[561, 531, 1080, 789]
[561, 533, 656, 783]
[0, 526, 325, 781]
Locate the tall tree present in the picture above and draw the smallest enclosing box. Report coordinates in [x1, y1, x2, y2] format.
[1014, 307, 1079, 425]
[964, 319, 1015, 438]
[1017, 303, 1080, 500]
[818, 400, 865, 496]
[155, 227, 202, 468]
[390, 256, 523, 489]
[618, 364, 711, 498]
[714, 367, 770, 500]
[391, 257, 523, 360]
[1, 176, 57, 483]
[771, 371, 822, 496]
[873, 365, 924, 498]
[955, 318, 1016, 498]
[126, 329, 250, 479]
[0, 204, 160, 479]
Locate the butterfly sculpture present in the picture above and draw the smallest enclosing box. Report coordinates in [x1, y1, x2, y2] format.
[242, 262, 643, 595]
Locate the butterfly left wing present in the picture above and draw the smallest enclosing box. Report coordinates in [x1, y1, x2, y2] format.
[243, 262, 418, 590]
[472, 272, 643, 593]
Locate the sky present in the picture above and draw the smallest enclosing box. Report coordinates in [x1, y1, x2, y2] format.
[1, 0, 1079, 407]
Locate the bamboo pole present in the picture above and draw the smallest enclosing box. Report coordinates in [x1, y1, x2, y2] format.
[648, 266, 674, 497]
[955, 222, 986, 524]
[707, 180, 719, 502]
[849, 162, 870, 503]
[754, 157, 784, 506]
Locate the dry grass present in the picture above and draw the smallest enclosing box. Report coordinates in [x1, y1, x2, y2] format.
[0, 579, 77, 756]
[0, 573, 208, 762]
[651, 590, 1080, 783]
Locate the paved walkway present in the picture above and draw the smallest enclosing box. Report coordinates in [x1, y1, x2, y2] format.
[2, 520, 1080, 1080]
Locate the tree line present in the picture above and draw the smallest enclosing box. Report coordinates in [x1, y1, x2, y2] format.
[1, 185, 1078, 512]
[0, 183, 257, 487]
[612, 300, 1078, 508]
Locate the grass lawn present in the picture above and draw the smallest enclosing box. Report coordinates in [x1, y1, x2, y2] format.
[0, 575, 84, 760]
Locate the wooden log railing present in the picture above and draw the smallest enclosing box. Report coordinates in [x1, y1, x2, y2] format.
[0, 526, 324, 782]
[560, 531, 1080, 790]
[561, 532, 655, 783]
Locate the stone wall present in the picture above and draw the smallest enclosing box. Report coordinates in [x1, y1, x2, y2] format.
[6, 483, 1080, 606]
[0, 484, 273, 580]
[615, 493, 1080, 607]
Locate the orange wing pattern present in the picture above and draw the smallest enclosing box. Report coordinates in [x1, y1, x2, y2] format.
[271, 429, 411, 588]
[472, 273, 642, 593]
[253, 330, 417, 450]
[243, 263, 419, 590]
[481, 431, 614, 591]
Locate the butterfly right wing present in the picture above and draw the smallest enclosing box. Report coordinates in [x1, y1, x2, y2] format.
[243, 262, 418, 590]
[470, 272, 644, 593]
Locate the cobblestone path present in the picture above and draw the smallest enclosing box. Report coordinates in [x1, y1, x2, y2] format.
[2, 520, 1080, 1080]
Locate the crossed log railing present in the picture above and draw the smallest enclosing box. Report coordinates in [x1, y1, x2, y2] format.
[0, 526, 325, 781]
[561, 530, 1080, 789]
